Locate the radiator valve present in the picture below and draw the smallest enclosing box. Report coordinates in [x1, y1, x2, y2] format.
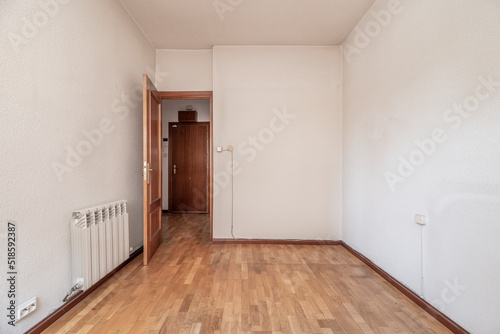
[63, 283, 83, 302]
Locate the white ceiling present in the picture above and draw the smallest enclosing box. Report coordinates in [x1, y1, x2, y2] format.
[119, 0, 375, 49]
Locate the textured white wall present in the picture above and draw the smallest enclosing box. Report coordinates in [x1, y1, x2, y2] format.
[342, 0, 500, 333]
[213, 46, 342, 240]
[161, 99, 211, 210]
[0, 1, 155, 332]
[155, 49, 213, 91]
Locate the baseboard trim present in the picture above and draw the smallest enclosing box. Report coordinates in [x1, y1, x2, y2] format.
[212, 238, 342, 245]
[340, 242, 469, 334]
[25, 247, 144, 334]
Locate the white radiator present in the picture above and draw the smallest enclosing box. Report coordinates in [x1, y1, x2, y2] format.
[71, 200, 129, 291]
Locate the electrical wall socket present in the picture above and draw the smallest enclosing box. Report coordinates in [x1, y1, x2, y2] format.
[415, 214, 427, 225]
[17, 297, 37, 321]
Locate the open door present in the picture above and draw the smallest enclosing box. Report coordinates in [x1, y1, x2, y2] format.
[142, 74, 162, 265]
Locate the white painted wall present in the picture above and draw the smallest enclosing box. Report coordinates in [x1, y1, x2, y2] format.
[156, 49, 213, 91]
[213, 46, 342, 240]
[161, 99, 211, 210]
[342, 0, 500, 333]
[0, 1, 155, 332]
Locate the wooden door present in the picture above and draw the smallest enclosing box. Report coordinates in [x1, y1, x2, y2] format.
[142, 74, 162, 265]
[169, 122, 209, 213]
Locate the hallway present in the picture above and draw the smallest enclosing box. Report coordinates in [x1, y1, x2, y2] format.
[44, 214, 450, 333]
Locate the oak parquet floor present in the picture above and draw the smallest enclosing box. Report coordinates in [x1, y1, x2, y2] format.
[43, 214, 451, 334]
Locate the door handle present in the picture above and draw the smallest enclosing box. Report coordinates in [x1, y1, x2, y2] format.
[173, 164, 177, 175]
[143, 162, 154, 185]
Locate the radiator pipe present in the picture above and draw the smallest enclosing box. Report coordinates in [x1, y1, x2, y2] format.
[63, 283, 83, 303]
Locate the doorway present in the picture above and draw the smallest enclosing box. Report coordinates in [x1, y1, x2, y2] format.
[157, 92, 214, 240]
[143, 78, 213, 264]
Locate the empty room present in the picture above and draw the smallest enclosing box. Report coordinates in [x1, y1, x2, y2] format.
[1, 0, 499, 333]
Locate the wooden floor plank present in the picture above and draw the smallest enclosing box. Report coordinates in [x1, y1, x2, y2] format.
[44, 214, 451, 334]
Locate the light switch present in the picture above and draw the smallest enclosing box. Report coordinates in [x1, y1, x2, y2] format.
[216, 147, 223, 152]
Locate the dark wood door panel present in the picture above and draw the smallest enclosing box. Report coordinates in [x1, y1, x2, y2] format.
[169, 122, 209, 213]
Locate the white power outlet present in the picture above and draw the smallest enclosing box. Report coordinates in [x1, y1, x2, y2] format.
[17, 297, 37, 321]
[415, 214, 427, 225]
